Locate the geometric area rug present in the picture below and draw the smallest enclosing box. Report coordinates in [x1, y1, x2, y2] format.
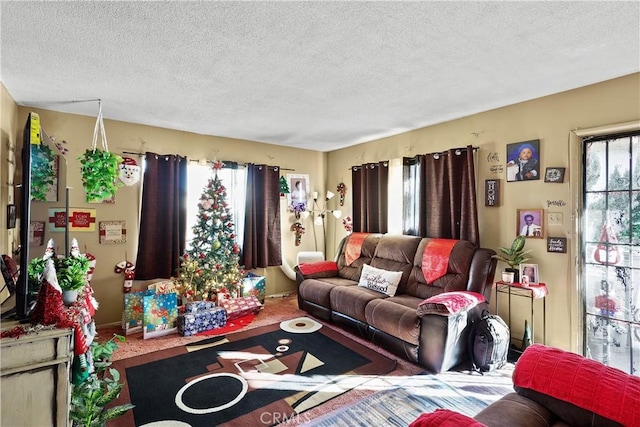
[305, 366, 514, 426]
[109, 317, 397, 426]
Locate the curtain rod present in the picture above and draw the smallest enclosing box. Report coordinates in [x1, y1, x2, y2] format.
[121, 151, 294, 171]
[349, 146, 479, 170]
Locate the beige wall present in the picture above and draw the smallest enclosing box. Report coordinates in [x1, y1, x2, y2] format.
[2, 73, 639, 345]
[7, 107, 327, 325]
[327, 72, 640, 352]
[1, 84, 20, 255]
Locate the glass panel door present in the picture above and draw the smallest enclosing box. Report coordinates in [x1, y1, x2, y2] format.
[583, 132, 640, 375]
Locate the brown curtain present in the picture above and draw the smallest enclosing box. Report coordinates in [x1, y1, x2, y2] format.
[352, 161, 389, 233]
[412, 146, 479, 244]
[135, 153, 187, 279]
[242, 164, 282, 269]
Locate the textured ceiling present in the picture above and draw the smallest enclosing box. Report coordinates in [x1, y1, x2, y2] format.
[1, 1, 639, 152]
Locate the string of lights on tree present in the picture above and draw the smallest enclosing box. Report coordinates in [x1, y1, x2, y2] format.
[173, 160, 245, 301]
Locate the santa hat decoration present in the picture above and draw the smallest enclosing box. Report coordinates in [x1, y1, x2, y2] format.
[70, 238, 81, 258]
[119, 156, 141, 186]
[43, 238, 56, 260]
[30, 259, 72, 328]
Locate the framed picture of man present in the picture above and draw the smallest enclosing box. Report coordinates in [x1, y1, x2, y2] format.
[286, 174, 310, 212]
[517, 209, 544, 239]
[506, 139, 541, 182]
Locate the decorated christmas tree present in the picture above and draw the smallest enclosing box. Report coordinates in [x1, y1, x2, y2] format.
[174, 161, 245, 301]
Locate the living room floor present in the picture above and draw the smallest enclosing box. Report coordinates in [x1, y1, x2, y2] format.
[97, 293, 514, 426]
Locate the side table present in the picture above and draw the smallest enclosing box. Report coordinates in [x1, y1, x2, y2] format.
[494, 281, 549, 350]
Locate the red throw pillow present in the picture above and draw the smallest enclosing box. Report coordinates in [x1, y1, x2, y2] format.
[410, 409, 487, 427]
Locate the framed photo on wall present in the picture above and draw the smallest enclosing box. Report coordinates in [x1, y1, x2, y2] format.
[506, 139, 540, 182]
[544, 167, 566, 183]
[286, 174, 310, 212]
[520, 263, 539, 285]
[517, 209, 544, 238]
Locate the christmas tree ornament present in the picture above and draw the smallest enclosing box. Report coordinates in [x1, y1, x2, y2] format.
[173, 167, 245, 300]
[280, 176, 290, 197]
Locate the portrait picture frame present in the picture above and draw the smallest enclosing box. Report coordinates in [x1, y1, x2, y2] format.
[6, 204, 16, 229]
[506, 139, 541, 182]
[517, 208, 544, 239]
[544, 167, 566, 183]
[519, 263, 539, 285]
[286, 174, 310, 213]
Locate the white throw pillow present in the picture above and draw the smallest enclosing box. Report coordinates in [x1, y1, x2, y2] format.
[358, 264, 402, 297]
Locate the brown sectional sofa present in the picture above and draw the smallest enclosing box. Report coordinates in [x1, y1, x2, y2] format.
[295, 233, 497, 373]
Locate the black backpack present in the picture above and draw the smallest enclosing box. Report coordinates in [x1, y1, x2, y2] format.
[469, 310, 510, 373]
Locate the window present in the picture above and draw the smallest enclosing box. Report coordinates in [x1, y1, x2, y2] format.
[186, 163, 247, 251]
[583, 131, 640, 375]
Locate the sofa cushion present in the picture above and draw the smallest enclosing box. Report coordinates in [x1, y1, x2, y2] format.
[406, 239, 476, 299]
[474, 392, 558, 427]
[344, 232, 369, 265]
[365, 294, 422, 345]
[370, 234, 422, 294]
[416, 291, 485, 317]
[299, 277, 357, 308]
[421, 238, 458, 284]
[514, 344, 639, 427]
[336, 234, 382, 281]
[411, 409, 486, 427]
[358, 264, 402, 297]
[330, 285, 387, 323]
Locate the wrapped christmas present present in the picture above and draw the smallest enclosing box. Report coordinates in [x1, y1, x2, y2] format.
[185, 300, 216, 313]
[220, 295, 263, 321]
[241, 273, 266, 304]
[177, 307, 227, 337]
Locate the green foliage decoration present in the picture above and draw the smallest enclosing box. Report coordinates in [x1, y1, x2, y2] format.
[70, 334, 134, 427]
[27, 255, 91, 292]
[78, 149, 123, 202]
[493, 235, 532, 269]
[30, 143, 56, 201]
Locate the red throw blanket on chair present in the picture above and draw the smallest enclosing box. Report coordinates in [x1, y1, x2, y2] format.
[345, 233, 369, 265]
[421, 238, 457, 284]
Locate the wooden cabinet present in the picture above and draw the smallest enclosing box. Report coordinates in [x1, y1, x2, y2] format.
[1, 323, 73, 427]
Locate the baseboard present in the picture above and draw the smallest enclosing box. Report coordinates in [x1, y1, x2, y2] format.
[266, 292, 291, 299]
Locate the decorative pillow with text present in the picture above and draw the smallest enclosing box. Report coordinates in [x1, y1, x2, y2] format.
[358, 264, 402, 297]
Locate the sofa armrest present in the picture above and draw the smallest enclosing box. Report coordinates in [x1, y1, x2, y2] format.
[514, 344, 640, 426]
[416, 291, 485, 317]
[295, 261, 339, 280]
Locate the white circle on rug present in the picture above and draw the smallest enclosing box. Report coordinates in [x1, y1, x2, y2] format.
[140, 422, 192, 427]
[280, 317, 322, 333]
[276, 345, 289, 352]
[175, 373, 248, 414]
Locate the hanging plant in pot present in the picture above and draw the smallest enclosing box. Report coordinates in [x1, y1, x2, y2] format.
[79, 149, 123, 202]
[79, 102, 123, 202]
[493, 235, 532, 283]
